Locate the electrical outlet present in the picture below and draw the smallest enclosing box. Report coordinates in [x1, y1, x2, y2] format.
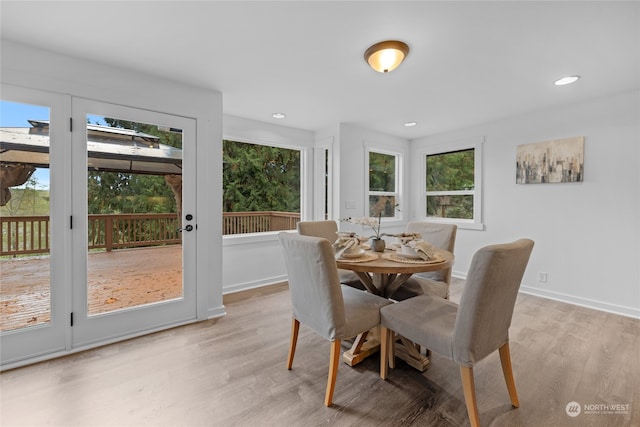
[538, 272, 548, 283]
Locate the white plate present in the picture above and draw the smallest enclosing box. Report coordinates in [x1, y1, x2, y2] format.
[342, 249, 366, 259]
[396, 250, 422, 259]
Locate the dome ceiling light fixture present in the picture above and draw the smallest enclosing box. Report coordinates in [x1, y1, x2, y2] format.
[364, 40, 410, 73]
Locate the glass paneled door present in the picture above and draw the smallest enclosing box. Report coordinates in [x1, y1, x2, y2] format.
[70, 99, 197, 348]
[0, 85, 69, 368]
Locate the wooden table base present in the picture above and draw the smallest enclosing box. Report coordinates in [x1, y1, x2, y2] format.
[342, 329, 430, 372]
[342, 331, 381, 366]
[336, 249, 453, 370]
[393, 336, 430, 371]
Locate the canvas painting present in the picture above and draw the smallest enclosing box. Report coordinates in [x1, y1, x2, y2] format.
[516, 136, 584, 184]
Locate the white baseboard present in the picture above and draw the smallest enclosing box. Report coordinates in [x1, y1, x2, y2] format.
[519, 285, 640, 319]
[453, 272, 639, 319]
[223, 275, 288, 295]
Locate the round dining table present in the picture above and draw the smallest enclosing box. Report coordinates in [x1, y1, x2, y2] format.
[336, 246, 454, 370]
[336, 247, 454, 298]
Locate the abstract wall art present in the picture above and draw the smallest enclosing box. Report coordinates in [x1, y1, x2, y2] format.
[516, 136, 584, 184]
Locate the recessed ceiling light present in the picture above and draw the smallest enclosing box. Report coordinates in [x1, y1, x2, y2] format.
[404, 121, 417, 127]
[554, 75, 581, 86]
[272, 113, 286, 119]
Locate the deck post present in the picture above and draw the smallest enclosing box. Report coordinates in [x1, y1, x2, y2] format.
[105, 216, 113, 252]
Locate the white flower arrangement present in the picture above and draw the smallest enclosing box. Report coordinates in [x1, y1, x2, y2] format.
[341, 215, 384, 240]
[341, 203, 399, 241]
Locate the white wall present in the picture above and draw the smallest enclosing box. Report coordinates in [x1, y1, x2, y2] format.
[411, 90, 640, 318]
[1, 41, 225, 320]
[336, 123, 410, 236]
[4, 42, 637, 322]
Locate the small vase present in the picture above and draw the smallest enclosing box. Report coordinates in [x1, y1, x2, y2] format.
[370, 238, 386, 253]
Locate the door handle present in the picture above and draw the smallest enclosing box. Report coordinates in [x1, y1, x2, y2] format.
[177, 224, 194, 232]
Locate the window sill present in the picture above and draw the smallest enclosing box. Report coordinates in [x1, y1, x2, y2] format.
[420, 218, 485, 231]
[223, 230, 294, 246]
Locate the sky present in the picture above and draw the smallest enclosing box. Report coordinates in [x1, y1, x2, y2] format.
[1, 100, 51, 189]
[0, 100, 49, 127]
[1, 100, 106, 190]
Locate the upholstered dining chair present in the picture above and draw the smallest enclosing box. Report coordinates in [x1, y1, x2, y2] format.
[279, 232, 392, 406]
[389, 221, 457, 300]
[380, 239, 534, 427]
[296, 220, 361, 286]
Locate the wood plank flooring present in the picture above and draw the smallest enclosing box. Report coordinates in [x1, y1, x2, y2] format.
[1, 279, 638, 426]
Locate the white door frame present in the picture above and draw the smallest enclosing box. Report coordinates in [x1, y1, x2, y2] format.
[70, 98, 197, 348]
[0, 84, 71, 367]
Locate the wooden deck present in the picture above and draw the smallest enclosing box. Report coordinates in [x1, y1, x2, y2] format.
[0, 245, 182, 331]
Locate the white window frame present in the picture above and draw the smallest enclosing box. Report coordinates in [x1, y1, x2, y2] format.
[364, 144, 403, 225]
[221, 135, 309, 242]
[420, 137, 484, 230]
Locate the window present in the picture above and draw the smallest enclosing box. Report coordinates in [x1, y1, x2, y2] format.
[313, 138, 333, 221]
[368, 150, 399, 218]
[423, 139, 483, 229]
[222, 139, 301, 235]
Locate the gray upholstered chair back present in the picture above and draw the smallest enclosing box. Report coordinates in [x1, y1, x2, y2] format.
[297, 220, 362, 286]
[452, 239, 534, 366]
[297, 220, 339, 245]
[406, 221, 457, 251]
[405, 221, 457, 283]
[279, 232, 346, 341]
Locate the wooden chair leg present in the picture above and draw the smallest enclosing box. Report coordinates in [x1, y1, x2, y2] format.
[460, 366, 481, 427]
[499, 342, 520, 408]
[286, 318, 299, 370]
[324, 340, 341, 406]
[380, 326, 389, 379]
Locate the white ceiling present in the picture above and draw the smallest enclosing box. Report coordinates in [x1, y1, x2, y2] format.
[1, 1, 638, 139]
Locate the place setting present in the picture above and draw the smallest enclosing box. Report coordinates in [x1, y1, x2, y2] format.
[384, 233, 446, 264]
[333, 232, 379, 263]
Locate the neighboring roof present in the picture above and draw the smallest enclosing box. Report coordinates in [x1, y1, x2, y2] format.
[0, 121, 182, 175]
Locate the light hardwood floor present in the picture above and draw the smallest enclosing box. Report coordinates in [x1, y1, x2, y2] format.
[1, 279, 638, 426]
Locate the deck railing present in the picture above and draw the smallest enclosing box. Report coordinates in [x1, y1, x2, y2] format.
[1, 211, 300, 256]
[87, 213, 182, 252]
[222, 211, 300, 235]
[0, 215, 50, 256]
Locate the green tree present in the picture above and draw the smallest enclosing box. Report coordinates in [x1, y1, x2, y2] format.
[369, 152, 396, 192]
[87, 172, 175, 214]
[223, 140, 300, 212]
[0, 174, 49, 216]
[368, 152, 397, 217]
[426, 149, 474, 219]
[87, 118, 179, 214]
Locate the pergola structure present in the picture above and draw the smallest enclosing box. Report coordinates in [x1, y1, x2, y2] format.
[0, 120, 183, 208]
